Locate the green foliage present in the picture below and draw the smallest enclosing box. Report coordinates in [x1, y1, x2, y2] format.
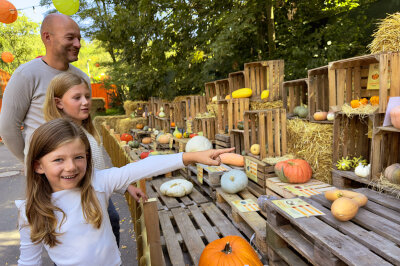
[0, 15, 45, 73]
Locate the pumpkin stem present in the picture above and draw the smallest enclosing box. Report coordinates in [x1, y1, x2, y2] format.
[222, 242, 232, 254]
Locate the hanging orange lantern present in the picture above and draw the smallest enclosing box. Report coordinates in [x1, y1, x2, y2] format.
[1, 51, 14, 63]
[0, 0, 18, 24]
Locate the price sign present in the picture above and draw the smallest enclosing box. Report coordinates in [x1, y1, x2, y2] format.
[197, 164, 203, 184]
[245, 158, 258, 182]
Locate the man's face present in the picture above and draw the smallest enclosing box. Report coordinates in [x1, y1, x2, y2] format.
[49, 20, 81, 63]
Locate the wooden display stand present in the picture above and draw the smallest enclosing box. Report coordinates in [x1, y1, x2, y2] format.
[193, 117, 217, 141]
[244, 60, 284, 101]
[215, 78, 230, 100]
[130, 129, 151, 143]
[185, 95, 207, 120]
[215, 133, 230, 149]
[153, 116, 170, 132]
[227, 98, 250, 131]
[243, 108, 287, 160]
[283, 78, 308, 117]
[205, 81, 216, 103]
[170, 101, 186, 129]
[328, 52, 400, 113]
[244, 156, 277, 196]
[216, 99, 228, 134]
[308, 66, 331, 122]
[265, 189, 400, 266]
[229, 130, 245, 155]
[229, 71, 245, 95]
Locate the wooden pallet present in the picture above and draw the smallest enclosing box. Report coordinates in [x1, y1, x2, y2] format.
[283, 78, 308, 117]
[244, 156, 277, 196]
[170, 101, 186, 129]
[266, 177, 335, 199]
[185, 95, 207, 120]
[159, 202, 246, 266]
[215, 187, 268, 257]
[193, 117, 217, 140]
[145, 176, 210, 211]
[215, 133, 230, 149]
[215, 78, 230, 100]
[215, 100, 229, 134]
[265, 187, 400, 266]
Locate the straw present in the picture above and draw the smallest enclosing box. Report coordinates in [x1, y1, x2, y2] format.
[368, 12, 400, 53]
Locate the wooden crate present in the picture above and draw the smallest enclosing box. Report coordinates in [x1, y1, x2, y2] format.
[185, 95, 207, 120]
[308, 66, 330, 122]
[244, 60, 284, 101]
[216, 99, 228, 134]
[243, 109, 287, 160]
[229, 71, 245, 94]
[216, 187, 268, 258]
[215, 78, 230, 100]
[193, 117, 217, 140]
[227, 98, 250, 131]
[328, 52, 400, 113]
[266, 177, 335, 199]
[229, 130, 245, 155]
[215, 133, 230, 149]
[283, 78, 308, 116]
[170, 101, 186, 129]
[244, 156, 277, 196]
[130, 129, 151, 143]
[371, 125, 400, 181]
[159, 202, 246, 266]
[173, 137, 189, 152]
[154, 116, 170, 132]
[205, 81, 216, 103]
[265, 188, 400, 266]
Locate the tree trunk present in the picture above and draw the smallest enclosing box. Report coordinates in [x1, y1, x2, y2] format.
[267, 0, 276, 56]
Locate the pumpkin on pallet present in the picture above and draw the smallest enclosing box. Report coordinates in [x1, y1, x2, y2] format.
[325, 190, 368, 221]
[199, 235, 263, 266]
[274, 159, 312, 183]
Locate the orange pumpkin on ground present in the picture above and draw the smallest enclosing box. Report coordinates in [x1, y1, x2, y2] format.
[390, 105, 400, 129]
[313, 111, 328, 121]
[370, 96, 379, 106]
[120, 133, 133, 142]
[136, 123, 144, 130]
[274, 159, 312, 183]
[350, 100, 360, 108]
[142, 137, 152, 144]
[199, 236, 262, 266]
[219, 153, 244, 167]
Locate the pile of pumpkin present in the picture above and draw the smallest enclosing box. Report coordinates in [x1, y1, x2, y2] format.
[325, 189, 368, 221]
[350, 96, 379, 108]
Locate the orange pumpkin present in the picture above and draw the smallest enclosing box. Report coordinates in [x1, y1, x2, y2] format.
[171, 122, 176, 127]
[0, 0, 18, 24]
[360, 98, 368, 105]
[274, 159, 312, 183]
[219, 153, 244, 167]
[313, 111, 328, 121]
[350, 100, 360, 108]
[120, 133, 133, 142]
[199, 236, 262, 266]
[370, 96, 379, 106]
[331, 197, 359, 221]
[142, 137, 152, 144]
[158, 134, 170, 144]
[390, 105, 400, 129]
[136, 123, 144, 130]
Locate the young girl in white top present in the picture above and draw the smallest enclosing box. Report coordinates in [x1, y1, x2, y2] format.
[42, 72, 144, 247]
[17, 118, 232, 265]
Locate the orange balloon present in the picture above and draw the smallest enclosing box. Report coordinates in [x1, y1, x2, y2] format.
[1, 51, 14, 63]
[0, 0, 18, 24]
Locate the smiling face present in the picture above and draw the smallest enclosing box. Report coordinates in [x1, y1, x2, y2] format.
[55, 83, 91, 124]
[34, 138, 87, 192]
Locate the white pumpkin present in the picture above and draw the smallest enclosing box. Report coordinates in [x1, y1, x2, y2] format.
[354, 163, 370, 178]
[185, 136, 212, 152]
[327, 112, 335, 121]
[221, 169, 248, 194]
[160, 179, 193, 197]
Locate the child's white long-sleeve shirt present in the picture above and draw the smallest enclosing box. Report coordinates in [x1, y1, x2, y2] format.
[16, 153, 185, 266]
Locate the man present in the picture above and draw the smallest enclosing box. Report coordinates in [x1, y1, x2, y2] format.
[0, 14, 120, 246]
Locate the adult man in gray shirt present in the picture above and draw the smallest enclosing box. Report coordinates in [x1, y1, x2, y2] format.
[0, 13, 120, 246]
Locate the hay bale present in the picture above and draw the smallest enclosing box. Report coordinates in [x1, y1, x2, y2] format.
[341, 103, 378, 119]
[287, 118, 333, 184]
[250, 100, 283, 110]
[93, 115, 129, 134]
[116, 117, 147, 134]
[90, 97, 106, 117]
[369, 12, 400, 53]
[123, 100, 148, 116]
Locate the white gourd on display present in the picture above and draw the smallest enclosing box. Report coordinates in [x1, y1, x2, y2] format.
[185, 136, 212, 152]
[160, 179, 193, 197]
[221, 169, 248, 194]
[354, 163, 370, 178]
[159, 107, 166, 118]
[327, 112, 335, 121]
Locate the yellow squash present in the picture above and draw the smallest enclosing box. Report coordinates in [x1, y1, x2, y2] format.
[261, 90, 269, 100]
[232, 88, 252, 98]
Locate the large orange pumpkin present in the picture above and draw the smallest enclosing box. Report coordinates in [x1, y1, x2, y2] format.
[390, 105, 400, 129]
[0, 0, 18, 24]
[120, 133, 133, 142]
[199, 236, 262, 266]
[274, 159, 312, 183]
[136, 123, 144, 129]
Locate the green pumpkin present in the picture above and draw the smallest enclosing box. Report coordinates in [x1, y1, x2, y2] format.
[296, 106, 308, 118]
[293, 106, 301, 116]
[128, 140, 140, 149]
[143, 126, 149, 131]
[384, 163, 400, 184]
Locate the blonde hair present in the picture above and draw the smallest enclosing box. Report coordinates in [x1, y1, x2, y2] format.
[43, 72, 100, 143]
[25, 119, 102, 247]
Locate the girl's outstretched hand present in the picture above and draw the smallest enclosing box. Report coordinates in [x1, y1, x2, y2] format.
[182, 147, 235, 166]
[127, 185, 148, 203]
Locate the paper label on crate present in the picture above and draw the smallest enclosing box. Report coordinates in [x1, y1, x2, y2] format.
[367, 63, 380, 90]
[245, 158, 258, 183]
[272, 198, 325, 219]
[205, 165, 228, 173]
[197, 164, 203, 184]
[169, 137, 174, 149]
[283, 185, 323, 198]
[231, 199, 260, 212]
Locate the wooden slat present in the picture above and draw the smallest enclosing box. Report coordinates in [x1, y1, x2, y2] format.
[354, 188, 400, 212]
[201, 202, 243, 237]
[337, 69, 346, 106]
[159, 210, 185, 266]
[379, 53, 389, 113]
[259, 112, 266, 159]
[188, 205, 220, 243]
[281, 109, 287, 154]
[267, 111, 273, 157]
[151, 179, 181, 209]
[328, 66, 337, 107]
[274, 110, 281, 157]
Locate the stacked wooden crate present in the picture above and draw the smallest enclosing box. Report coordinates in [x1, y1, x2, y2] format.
[308, 66, 330, 123]
[282, 78, 308, 117]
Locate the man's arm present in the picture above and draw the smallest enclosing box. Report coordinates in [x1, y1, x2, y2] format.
[0, 71, 32, 162]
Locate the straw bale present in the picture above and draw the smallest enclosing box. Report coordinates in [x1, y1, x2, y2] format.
[90, 97, 106, 117]
[93, 115, 129, 133]
[117, 117, 147, 134]
[286, 118, 333, 184]
[123, 100, 148, 116]
[250, 100, 283, 110]
[341, 103, 378, 119]
[369, 12, 400, 53]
